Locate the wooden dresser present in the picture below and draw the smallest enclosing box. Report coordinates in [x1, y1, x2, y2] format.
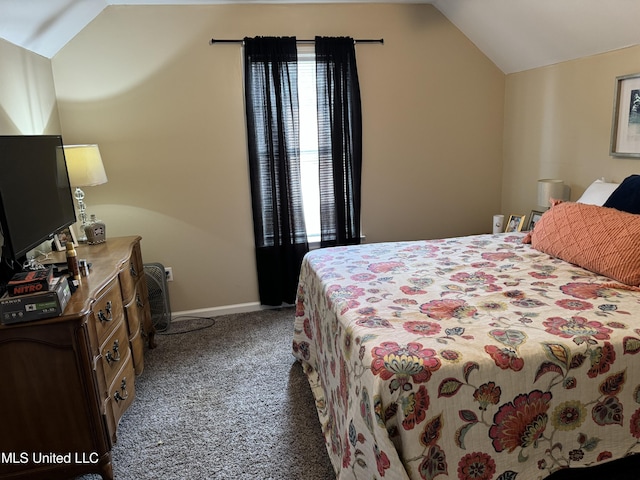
[0, 236, 156, 480]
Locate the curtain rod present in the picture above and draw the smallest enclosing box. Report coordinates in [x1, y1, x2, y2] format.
[210, 38, 383, 45]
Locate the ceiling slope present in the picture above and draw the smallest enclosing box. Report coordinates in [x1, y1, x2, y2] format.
[0, 0, 107, 59]
[433, 0, 640, 73]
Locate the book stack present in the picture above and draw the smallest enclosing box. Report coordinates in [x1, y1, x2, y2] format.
[6, 267, 54, 297]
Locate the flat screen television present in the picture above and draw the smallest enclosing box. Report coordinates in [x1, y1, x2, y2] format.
[0, 135, 76, 273]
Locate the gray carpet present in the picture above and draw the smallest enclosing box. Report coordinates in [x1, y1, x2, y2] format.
[81, 308, 336, 480]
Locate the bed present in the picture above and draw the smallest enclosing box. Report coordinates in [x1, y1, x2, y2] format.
[292, 182, 640, 480]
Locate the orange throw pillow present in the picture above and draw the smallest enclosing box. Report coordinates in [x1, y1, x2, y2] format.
[529, 202, 640, 286]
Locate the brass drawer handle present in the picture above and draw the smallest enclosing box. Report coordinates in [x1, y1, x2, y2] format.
[97, 300, 113, 323]
[105, 339, 121, 365]
[114, 378, 129, 403]
[129, 262, 138, 278]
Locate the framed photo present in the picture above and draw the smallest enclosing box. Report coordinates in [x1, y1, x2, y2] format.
[526, 210, 544, 231]
[505, 214, 525, 233]
[610, 73, 640, 157]
[53, 225, 79, 251]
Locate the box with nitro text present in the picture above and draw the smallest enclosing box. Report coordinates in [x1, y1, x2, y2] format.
[0, 276, 71, 325]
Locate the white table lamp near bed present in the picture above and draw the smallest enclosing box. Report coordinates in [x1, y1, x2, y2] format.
[64, 144, 108, 242]
[537, 178, 570, 209]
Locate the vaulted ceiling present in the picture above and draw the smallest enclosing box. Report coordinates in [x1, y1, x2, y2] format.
[1, 0, 639, 74]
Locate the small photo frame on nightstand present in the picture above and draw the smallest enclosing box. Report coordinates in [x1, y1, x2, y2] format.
[505, 214, 525, 233]
[53, 226, 79, 251]
[526, 210, 544, 231]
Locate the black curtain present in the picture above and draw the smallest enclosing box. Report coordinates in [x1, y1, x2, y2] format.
[315, 37, 363, 247]
[244, 36, 309, 306]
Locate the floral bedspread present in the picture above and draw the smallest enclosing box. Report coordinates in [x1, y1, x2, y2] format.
[292, 233, 640, 480]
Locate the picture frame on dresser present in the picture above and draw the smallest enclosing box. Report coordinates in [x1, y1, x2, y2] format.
[53, 225, 79, 250]
[610, 72, 640, 158]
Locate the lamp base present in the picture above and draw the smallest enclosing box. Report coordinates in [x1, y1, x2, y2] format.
[74, 186, 89, 243]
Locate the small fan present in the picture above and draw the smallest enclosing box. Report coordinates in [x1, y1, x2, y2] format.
[143, 263, 171, 332]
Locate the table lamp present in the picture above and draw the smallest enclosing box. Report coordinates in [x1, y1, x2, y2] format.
[64, 144, 108, 242]
[537, 179, 570, 209]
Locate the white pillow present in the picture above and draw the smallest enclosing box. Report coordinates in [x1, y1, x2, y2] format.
[576, 178, 619, 206]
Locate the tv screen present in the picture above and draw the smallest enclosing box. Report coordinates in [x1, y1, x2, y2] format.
[0, 135, 76, 265]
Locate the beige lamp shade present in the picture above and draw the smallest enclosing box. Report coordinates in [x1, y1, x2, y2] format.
[64, 144, 108, 187]
[537, 179, 569, 208]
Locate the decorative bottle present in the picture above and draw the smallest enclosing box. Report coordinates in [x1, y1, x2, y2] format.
[84, 214, 107, 245]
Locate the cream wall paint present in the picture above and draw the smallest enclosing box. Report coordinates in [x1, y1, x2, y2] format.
[50, 3, 505, 312]
[0, 39, 61, 135]
[502, 45, 640, 216]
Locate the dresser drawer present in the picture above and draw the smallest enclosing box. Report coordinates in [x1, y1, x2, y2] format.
[99, 318, 131, 389]
[123, 283, 143, 338]
[118, 242, 143, 304]
[106, 358, 136, 436]
[124, 284, 146, 375]
[92, 277, 125, 343]
[103, 354, 135, 443]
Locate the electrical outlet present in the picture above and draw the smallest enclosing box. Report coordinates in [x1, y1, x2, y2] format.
[164, 267, 173, 282]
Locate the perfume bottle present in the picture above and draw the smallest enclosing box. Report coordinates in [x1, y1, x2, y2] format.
[66, 242, 81, 284]
[84, 214, 106, 245]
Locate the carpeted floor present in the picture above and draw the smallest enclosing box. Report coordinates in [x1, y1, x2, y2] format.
[80, 308, 336, 480]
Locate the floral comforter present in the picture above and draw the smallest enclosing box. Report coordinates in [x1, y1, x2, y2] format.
[292, 233, 640, 480]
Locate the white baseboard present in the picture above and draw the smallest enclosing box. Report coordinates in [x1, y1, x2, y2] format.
[170, 302, 282, 321]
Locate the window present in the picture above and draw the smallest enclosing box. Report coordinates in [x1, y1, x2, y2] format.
[243, 36, 362, 305]
[297, 46, 321, 244]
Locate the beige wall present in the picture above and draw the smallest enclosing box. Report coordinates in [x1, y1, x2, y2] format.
[0, 39, 61, 135]
[502, 45, 640, 216]
[47, 3, 504, 312]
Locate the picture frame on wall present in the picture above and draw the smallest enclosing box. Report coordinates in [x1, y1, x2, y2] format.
[610, 72, 640, 157]
[505, 215, 525, 233]
[526, 210, 544, 231]
[53, 226, 79, 251]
